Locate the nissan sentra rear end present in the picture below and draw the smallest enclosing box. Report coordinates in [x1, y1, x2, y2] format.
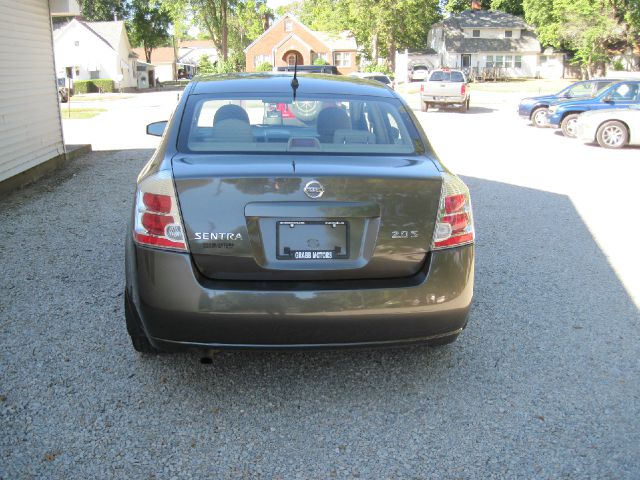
[124, 74, 475, 352]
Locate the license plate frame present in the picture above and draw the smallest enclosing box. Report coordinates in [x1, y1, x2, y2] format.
[276, 220, 349, 260]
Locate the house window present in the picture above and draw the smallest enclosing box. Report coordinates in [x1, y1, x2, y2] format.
[74, 40, 80, 47]
[334, 52, 351, 67]
[515, 55, 522, 68]
[504, 55, 512, 67]
[287, 53, 298, 66]
[254, 54, 270, 67]
[486, 55, 494, 68]
[505, 30, 513, 38]
[495, 55, 504, 67]
[89, 70, 100, 79]
[284, 20, 292, 32]
[472, 30, 480, 38]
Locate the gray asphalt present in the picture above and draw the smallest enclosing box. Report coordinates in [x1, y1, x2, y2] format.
[1, 146, 639, 478]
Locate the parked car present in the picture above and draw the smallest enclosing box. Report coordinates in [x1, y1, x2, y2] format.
[409, 64, 430, 82]
[349, 71, 394, 89]
[126, 74, 475, 353]
[576, 104, 640, 148]
[419, 68, 470, 112]
[544, 80, 640, 137]
[518, 79, 619, 128]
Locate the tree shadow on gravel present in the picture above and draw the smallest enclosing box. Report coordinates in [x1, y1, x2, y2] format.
[138, 176, 638, 399]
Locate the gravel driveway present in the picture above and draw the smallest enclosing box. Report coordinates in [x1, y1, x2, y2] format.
[1, 95, 639, 478]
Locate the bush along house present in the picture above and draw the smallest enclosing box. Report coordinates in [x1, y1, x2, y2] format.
[244, 13, 357, 74]
[425, 3, 564, 80]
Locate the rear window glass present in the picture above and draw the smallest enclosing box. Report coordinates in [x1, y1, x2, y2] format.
[429, 71, 465, 82]
[178, 94, 420, 155]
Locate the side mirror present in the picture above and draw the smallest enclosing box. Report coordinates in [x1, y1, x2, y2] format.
[602, 95, 613, 103]
[146, 121, 167, 136]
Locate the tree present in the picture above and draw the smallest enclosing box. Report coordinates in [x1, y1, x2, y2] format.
[190, 0, 230, 60]
[198, 54, 216, 73]
[127, 0, 172, 63]
[80, 0, 129, 21]
[524, 0, 634, 77]
[490, 0, 524, 15]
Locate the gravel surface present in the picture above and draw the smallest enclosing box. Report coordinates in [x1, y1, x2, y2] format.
[1, 94, 639, 478]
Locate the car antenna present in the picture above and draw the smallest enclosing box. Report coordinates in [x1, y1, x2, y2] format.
[291, 57, 299, 102]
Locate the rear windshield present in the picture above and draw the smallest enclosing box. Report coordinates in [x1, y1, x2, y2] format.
[178, 94, 421, 155]
[429, 71, 465, 82]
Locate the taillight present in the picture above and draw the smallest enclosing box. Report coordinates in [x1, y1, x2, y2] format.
[133, 170, 188, 251]
[461, 83, 466, 96]
[431, 172, 474, 250]
[420, 83, 424, 92]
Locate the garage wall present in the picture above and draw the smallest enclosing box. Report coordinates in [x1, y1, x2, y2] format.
[0, 0, 65, 183]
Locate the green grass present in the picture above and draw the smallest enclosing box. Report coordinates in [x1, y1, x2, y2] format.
[60, 107, 106, 119]
[70, 94, 132, 102]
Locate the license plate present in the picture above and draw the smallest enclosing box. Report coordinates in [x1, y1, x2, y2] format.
[433, 96, 443, 101]
[277, 220, 349, 260]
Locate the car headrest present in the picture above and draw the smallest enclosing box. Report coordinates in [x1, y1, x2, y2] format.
[210, 119, 254, 143]
[213, 104, 250, 125]
[316, 107, 351, 141]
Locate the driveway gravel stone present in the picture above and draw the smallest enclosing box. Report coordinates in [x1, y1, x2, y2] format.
[1, 93, 638, 479]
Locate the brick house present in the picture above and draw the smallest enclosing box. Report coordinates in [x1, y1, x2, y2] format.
[244, 13, 357, 75]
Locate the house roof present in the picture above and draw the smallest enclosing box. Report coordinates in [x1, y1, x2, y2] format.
[443, 10, 530, 29]
[315, 31, 357, 51]
[440, 10, 541, 53]
[133, 47, 176, 64]
[81, 20, 127, 50]
[244, 13, 356, 53]
[446, 30, 541, 53]
[179, 40, 217, 49]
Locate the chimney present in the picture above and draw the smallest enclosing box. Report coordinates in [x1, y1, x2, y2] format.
[471, 1, 482, 9]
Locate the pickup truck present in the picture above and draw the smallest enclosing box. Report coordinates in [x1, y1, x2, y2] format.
[419, 69, 470, 112]
[544, 80, 640, 137]
[518, 78, 618, 127]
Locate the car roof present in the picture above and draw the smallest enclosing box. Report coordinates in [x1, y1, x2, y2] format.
[190, 73, 395, 97]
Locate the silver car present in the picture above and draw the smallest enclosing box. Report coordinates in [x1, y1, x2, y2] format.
[576, 105, 640, 148]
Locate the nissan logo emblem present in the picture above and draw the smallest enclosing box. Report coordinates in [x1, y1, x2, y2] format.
[304, 180, 324, 199]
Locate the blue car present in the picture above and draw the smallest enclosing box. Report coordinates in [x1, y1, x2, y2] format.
[518, 79, 618, 127]
[545, 80, 640, 137]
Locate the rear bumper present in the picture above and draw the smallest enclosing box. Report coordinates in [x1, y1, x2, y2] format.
[420, 94, 467, 105]
[126, 240, 474, 349]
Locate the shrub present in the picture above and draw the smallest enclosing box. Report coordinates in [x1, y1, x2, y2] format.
[72, 79, 115, 94]
[363, 62, 393, 76]
[612, 59, 624, 71]
[198, 54, 216, 74]
[256, 61, 273, 72]
[313, 57, 329, 66]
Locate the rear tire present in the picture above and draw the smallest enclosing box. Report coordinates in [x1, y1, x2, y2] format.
[560, 113, 580, 138]
[531, 107, 548, 127]
[125, 291, 158, 354]
[596, 120, 628, 149]
[459, 98, 469, 112]
[421, 101, 429, 112]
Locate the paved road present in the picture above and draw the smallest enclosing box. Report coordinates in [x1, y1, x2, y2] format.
[1, 91, 638, 478]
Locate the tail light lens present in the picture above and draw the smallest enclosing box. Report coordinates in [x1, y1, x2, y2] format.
[420, 83, 424, 92]
[431, 172, 474, 250]
[133, 170, 188, 251]
[461, 83, 466, 96]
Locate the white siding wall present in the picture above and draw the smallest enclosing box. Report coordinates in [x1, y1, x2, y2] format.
[463, 28, 522, 39]
[0, 0, 64, 183]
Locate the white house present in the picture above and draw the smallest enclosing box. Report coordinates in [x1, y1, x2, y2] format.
[398, 9, 564, 80]
[0, 0, 68, 193]
[53, 19, 140, 89]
